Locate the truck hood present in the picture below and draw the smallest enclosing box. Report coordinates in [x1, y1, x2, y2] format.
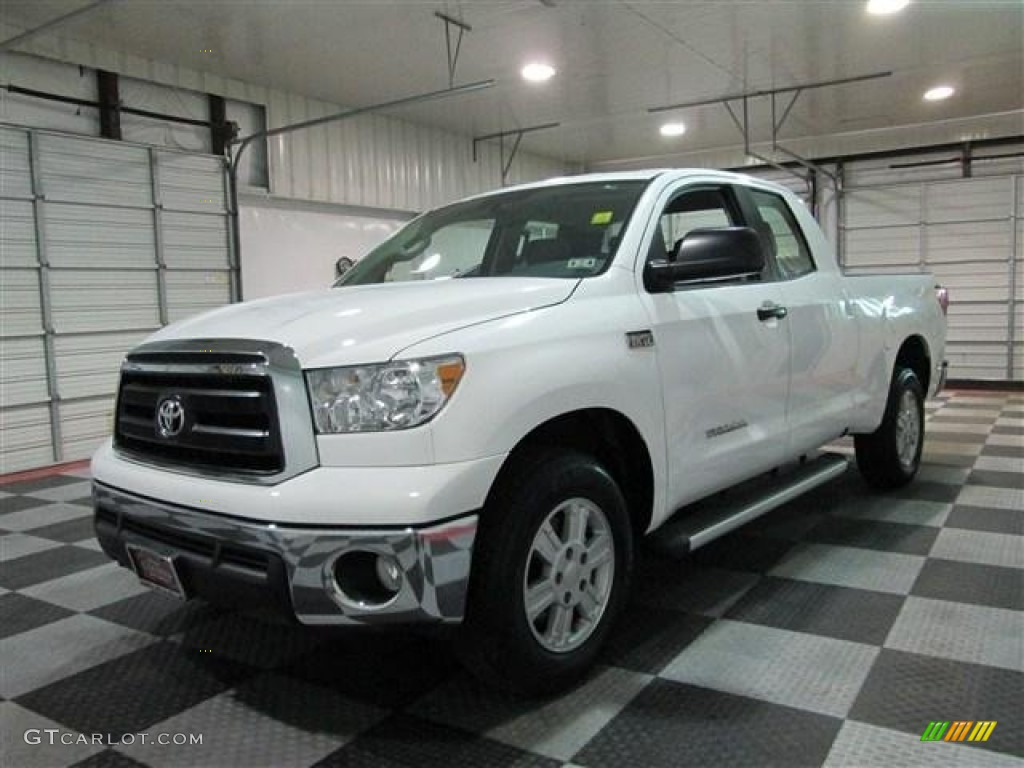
[147, 278, 577, 367]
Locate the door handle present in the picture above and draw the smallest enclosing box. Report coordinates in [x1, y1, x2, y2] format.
[757, 303, 788, 322]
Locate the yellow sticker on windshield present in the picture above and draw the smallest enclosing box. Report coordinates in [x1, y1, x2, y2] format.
[590, 211, 613, 225]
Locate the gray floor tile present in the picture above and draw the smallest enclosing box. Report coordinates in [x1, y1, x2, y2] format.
[929, 528, 1024, 569]
[973, 455, 1024, 474]
[885, 596, 1023, 671]
[660, 619, 879, 718]
[770, 543, 925, 595]
[824, 720, 1023, 768]
[21, 563, 151, 613]
[0, 532, 63, 562]
[0, 614, 155, 699]
[0, 702, 105, 768]
[0, 502, 92, 533]
[601, 601, 714, 674]
[907, 464, 970, 486]
[985, 434, 1024, 447]
[573, 679, 842, 768]
[958, 483, 1024, 514]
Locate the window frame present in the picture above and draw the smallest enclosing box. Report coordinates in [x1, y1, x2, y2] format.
[739, 187, 817, 281]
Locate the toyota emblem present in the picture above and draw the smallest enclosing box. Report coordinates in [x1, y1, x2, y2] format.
[156, 397, 186, 438]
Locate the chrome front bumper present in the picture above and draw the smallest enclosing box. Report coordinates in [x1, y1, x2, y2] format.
[93, 481, 477, 625]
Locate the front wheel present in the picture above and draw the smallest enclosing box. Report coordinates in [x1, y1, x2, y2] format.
[855, 367, 925, 489]
[459, 449, 633, 695]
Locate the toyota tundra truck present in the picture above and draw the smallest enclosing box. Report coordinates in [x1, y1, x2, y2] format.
[92, 169, 947, 694]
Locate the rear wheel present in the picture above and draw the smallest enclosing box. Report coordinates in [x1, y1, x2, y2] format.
[459, 449, 632, 695]
[855, 367, 925, 489]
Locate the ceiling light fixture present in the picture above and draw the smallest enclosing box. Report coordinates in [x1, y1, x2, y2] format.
[866, 0, 910, 15]
[521, 62, 556, 83]
[923, 85, 955, 101]
[660, 122, 686, 137]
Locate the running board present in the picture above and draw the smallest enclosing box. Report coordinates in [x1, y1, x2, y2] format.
[649, 453, 849, 558]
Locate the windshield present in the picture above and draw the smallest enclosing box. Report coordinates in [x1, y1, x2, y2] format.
[337, 180, 649, 286]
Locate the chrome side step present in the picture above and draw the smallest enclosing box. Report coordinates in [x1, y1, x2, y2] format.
[648, 453, 849, 558]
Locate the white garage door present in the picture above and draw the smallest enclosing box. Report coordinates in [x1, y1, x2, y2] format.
[0, 125, 235, 473]
[840, 149, 1023, 382]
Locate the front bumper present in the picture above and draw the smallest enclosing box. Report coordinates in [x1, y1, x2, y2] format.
[94, 481, 477, 625]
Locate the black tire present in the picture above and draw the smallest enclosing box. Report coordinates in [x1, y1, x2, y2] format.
[855, 367, 925, 489]
[458, 448, 633, 696]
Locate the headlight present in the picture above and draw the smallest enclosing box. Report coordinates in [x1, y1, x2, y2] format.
[305, 355, 464, 433]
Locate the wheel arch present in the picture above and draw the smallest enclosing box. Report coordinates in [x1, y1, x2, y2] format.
[894, 335, 931, 393]
[486, 408, 655, 538]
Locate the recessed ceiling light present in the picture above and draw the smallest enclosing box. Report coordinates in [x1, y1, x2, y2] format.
[866, 0, 910, 15]
[923, 85, 955, 101]
[660, 122, 686, 137]
[521, 62, 556, 83]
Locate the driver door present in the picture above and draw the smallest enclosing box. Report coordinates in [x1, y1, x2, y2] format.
[639, 182, 792, 511]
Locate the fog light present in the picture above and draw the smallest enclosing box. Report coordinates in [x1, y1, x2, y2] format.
[375, 555, 403, 593]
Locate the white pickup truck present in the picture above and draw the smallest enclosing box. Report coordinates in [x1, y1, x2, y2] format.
[92, 170, 947, 693]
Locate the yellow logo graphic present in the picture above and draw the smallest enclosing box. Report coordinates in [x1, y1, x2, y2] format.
[921, 721, 997, 743]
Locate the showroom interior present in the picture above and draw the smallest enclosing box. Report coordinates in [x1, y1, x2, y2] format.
[0, 0, 1021, 766]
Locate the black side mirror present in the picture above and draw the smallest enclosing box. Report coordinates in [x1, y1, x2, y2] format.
[645, 227, 765, 293]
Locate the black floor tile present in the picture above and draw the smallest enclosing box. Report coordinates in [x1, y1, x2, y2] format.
[946, 505, 1023, 535]
[891, 481, 961, 504]
[803, 517, 939, 556]
[1, 475, 88, 494]
[687, 534, 796, 574]
[911, 559, 1023, 612]
[89, 590, 227, 637]
[982, 445, 1024, 459]
[724, 577, 905, 646]
[283, 631, 461, 709]
[991, 426, 1024, 436]
[0, 592, 75, 640]
[848, 649, 1024, 757]
[575, 679, 842, 768]
[315, 714, 560, 768]
[601, 602, 713, 675]
[0, 495, 53, 515]
[922, 430, 987, 444]
[0, 545, 109, 590]
[69, 750, 150, 768]
[16, 641, 257, 736]
[920, 453, 978, 468]
[929, 414, 1000, 424]
[28, 515, 97, 543]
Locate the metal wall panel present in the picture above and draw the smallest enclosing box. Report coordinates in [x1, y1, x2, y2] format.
[0, 125, 234, 472]
[0, 337, 48, 408]
[59, 397, 115, 462]
[164, 271, 231, 323]
[0, 127, 32, 198]
[38, 134, 152, 207]
[0, 269, 43, 337]
[0, 404, 54, 473]
[54, 331, 150, 401]
[841, 146, 1023, 382]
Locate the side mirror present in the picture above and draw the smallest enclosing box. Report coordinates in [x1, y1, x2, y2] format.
[644, 227, 765, 293]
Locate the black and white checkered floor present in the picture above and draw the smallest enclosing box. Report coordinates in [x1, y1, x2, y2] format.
[2, 390, 1022, 768]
